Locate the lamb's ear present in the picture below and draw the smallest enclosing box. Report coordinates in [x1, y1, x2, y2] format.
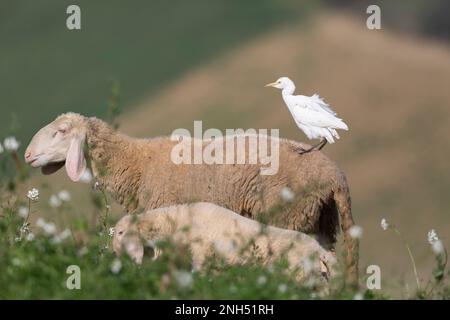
[123, 236, 144, 264]
[65, 135, 86, 182]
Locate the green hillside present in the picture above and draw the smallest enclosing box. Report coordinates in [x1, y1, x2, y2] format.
[0, 0, 315, 143]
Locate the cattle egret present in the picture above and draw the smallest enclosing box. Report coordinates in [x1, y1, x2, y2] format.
[266, 76, 348, 153]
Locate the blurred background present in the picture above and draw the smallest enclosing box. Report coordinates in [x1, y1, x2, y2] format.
[1, 0, 449, 296]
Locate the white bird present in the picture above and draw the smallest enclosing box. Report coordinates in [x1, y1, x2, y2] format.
[265, 76, 348, 153]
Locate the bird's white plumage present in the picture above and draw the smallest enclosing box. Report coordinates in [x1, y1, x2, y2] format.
[293, 94, 337, 115]
[267, 77, 348, 144]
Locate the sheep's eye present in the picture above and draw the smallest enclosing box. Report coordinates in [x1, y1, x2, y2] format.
[52, 131, 58, 138]
[118, 231, 124, 235]
[58, 129, 66, 134]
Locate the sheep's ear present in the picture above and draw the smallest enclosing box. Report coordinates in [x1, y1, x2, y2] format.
[65, 136, 86, 182]
[123, 236, 144, 264]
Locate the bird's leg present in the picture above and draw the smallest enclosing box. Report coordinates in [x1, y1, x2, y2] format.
[316, 139, 327, 151]
[298, 141, 322, 154]
[297, 139, 326, 154]
[294, 146, 308, 154]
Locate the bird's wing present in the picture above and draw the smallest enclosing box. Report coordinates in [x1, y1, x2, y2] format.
[293, 94, 337, 115]
[290, 105, 348, 130]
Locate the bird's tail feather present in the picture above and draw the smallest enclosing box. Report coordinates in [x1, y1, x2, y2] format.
[334, 118, 349, 131]
[324, 130, 335, 144]
[330, 128, 340, 140]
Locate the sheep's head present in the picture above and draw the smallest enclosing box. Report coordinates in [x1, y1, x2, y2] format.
[25, 113, 87, 181]
[113, 215, 145, 264]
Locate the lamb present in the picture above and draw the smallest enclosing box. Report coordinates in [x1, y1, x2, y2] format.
[112, 202, 337, 284]
[24, 113, 358, 286]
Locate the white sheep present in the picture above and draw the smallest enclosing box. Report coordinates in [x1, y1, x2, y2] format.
[24, 113, 358, 286]
[112, 202, 336, 284]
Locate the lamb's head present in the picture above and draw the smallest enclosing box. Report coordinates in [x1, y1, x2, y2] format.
[25, 113, 87, 181]
[112, 215, 145, 264]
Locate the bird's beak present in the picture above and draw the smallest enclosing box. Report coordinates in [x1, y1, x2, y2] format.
[265, 82, 277, 88]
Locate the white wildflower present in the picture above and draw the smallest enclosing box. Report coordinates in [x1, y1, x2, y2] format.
[94, 181, 101, 190]
[109, 227, 115, 237]
[18, 206, 29, 218]
[427, 229, 444, 254]
[278, 283, 288, 293]
[381, 218, 389, 231]
[427, 229, 439, 245]
[79, 169, 93, 183]
[51, 235, 62, 244]
[51, 229, 71, 244]
[354, 292, 364, 300]
[58, 190, 71, 202]
[49, 194, 62, 208]
[15, 236, 22, 242]
[280, 186, 295, 202]
[20, 222, 30, 234]
[27, 188, 39, 201]
[3, 136, 20, 151]
[432, 240, 444, 255]
[43, 222, 56, 235]
[59, 228, 72, 240]
[36, 218, 56, 235]
[256, 275, 267, 286]
[349, 225, 363, 239]
[173, 270, 193, 289]
[36, 218, 45, 228]
[110, 258, 122, 274]
[26, 233, 35, 241]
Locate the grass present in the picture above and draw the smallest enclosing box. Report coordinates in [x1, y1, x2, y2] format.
[0, 181, 355, 300]
[1, 172, 447, 300]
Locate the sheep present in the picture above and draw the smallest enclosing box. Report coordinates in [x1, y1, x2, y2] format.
[24, 113, 358, 286]
[112, 202, 337, 284]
